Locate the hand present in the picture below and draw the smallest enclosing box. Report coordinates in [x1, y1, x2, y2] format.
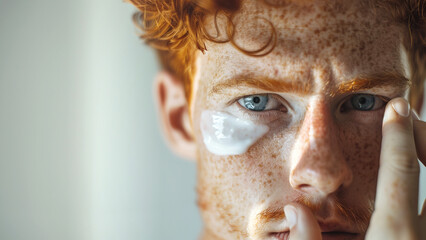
[366, 98, 425, 240]
[283, 98, 426, 240]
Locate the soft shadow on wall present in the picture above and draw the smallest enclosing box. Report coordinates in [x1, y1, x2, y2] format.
[0, 0, 201, 240]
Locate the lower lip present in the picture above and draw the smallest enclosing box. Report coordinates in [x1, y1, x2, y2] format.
[272, 232, 359, 240]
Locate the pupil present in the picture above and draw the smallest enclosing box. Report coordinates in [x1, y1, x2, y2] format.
[350, 94, 375, 111]
[253, 97, 260, 104]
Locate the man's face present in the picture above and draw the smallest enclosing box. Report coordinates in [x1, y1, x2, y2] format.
[190, 1, 409, 239]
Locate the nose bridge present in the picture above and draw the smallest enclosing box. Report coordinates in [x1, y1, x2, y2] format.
[290, 98, 353, 196]
[307, 99, 331, 147]
[299, 98, 335, 153]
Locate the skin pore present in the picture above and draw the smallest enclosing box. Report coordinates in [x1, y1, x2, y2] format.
[188, 0, 412, 239]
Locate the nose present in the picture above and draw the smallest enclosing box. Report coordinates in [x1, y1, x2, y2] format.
[289, 99, 353, 196]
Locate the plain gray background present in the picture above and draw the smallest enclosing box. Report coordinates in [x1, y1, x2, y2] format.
[0, 1, 424, 240]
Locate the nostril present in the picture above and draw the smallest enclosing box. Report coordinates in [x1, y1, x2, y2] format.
[297, 183, 315, 193]
[298, 184, 310, 189]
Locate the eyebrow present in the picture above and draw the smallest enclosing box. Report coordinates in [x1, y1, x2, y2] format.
[210, 72, 410, 96]
[210, 77, 314, 95]
[332, 72, 411, 96]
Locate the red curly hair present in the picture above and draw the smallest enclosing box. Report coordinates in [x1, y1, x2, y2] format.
[127, 0, 426, 110]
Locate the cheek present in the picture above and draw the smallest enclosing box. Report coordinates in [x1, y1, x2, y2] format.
[196, 153, 262, 238]
[196, 132, 295, 237]
[339, 120, 382, 190]
[197, 150, 278, 210]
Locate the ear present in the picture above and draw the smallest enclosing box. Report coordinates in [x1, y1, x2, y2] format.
[154, 71, 196, 161]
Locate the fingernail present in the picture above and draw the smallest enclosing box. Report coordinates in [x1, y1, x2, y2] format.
[391, 99, 410, 117]
[284, 205, 297, 229]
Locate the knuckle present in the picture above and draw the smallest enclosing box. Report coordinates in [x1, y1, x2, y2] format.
[382, 119, 413, 135]
[382, 140, 419, 173]
[383, 154, 420, 174]
[369, 213, 420, 240]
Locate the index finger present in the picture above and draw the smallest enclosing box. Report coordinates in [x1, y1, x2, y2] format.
[374, 98, 419, 219]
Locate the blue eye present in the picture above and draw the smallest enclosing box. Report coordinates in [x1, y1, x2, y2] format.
[238, 95, 269, 111]
[351, 94, 375, 111]
[341, 94, 387, 113]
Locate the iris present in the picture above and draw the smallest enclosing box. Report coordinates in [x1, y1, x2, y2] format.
[238, 95, 269, 111]
[351, 94, 375, 111]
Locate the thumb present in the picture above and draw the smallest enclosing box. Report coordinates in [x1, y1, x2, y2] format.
[284, 203, 322, 240]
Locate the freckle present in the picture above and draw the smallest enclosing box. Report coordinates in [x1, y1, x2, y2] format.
[267, 172, 273, 176]
[258, 163, 263, 168]
[294, 11, 300, 18]
[359, 41, 366, 51]
[392, 181, 399, 188]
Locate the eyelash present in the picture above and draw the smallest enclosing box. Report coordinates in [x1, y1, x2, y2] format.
[232, 94, 288, 121]
[233, 93, 390, 114]
[339, 94, 390, 113]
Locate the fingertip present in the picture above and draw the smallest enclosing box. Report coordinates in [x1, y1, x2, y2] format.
[391, 98, 410, 117]
[284, 205, 297, 229]
[383, 98, 414, 136]
[285, 203, 322, 240]
[383, 98, 411, 126]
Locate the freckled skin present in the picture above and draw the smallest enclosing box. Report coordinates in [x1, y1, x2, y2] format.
[191, 1, 407, 239]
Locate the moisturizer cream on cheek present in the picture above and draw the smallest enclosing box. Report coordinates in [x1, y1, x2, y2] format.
[200, 110, 270, 156]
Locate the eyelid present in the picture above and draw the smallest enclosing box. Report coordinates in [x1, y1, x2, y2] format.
[230, 93, 292, 110]
[228, 94, 291, 123]
[340, 93, 390, 112]
[234, 102, 287, 122]
[341, 93, 390, 102]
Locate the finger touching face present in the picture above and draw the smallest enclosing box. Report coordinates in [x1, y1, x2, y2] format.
[367, 98, 423, 240]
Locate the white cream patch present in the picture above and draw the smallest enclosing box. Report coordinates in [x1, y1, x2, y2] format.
[200, 110, 269, 156]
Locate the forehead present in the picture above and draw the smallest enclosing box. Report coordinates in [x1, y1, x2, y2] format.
[199, 0, 405, 90]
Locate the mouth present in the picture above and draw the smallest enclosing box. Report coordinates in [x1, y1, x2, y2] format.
[271, 231, 360, 240]
[270, 221, 361, 240]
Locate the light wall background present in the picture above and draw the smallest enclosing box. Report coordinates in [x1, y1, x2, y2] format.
[0, 1, 424, 240]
